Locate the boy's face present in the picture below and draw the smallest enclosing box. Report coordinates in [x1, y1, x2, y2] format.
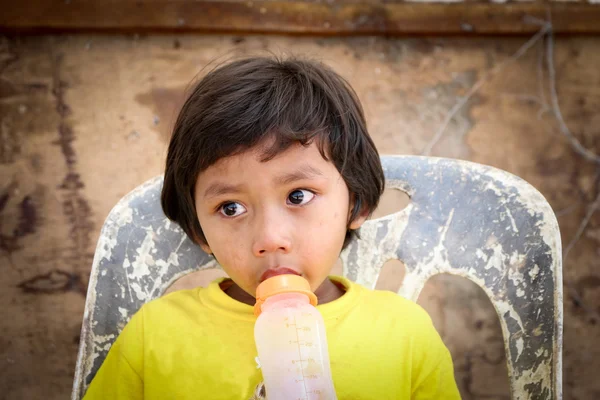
[194, 141, 367, 302]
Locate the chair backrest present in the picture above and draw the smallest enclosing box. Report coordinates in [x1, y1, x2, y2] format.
[72, 155, 562, 400]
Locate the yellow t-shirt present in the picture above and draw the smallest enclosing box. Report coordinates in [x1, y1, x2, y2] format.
[83, 276, 460, 399]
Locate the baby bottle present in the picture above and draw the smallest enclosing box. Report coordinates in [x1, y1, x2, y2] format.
[254, 274, 337, 400]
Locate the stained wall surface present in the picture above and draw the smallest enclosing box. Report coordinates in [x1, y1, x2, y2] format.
[0, 33, 599, 399]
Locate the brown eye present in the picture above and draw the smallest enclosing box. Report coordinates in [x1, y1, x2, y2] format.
[220, 202, 246, 217]
[287, 189, 315, 206]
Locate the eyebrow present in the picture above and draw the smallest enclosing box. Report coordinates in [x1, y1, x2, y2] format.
[274, 164, 324, 186]
[202, 182, 245, 200]
[202, 164, 324, 199]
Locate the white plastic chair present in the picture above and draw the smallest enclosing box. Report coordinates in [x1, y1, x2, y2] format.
[72, 156, 563, 400]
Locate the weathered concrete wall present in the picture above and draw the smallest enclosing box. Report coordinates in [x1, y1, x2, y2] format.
[0, 33, 598, 399]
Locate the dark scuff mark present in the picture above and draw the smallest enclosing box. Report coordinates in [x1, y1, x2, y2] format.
[0, 111, 20, 164]
[59, 172, 85, 190]
[63, 196, 94, 244]
[52, 76, 71, 117]
[0, 181, 14, 212]
[15, 195, 36, 237]
[53, 121, 76, 167]
[0, 37, 18, 74]
[461, 352, 474, 398]
[50, 51, 95, 274]
[0, 181, 39, 253]
[475, 319, 484, 330]
[17, 269, 86, 296]
[134, 85, 186, 140]
[0, 81, 48, 99]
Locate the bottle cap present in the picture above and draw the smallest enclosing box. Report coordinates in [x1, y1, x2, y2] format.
[254, 274, 318, 316]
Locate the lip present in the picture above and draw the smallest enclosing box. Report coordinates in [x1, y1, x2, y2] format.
[260, 267, 301, 283]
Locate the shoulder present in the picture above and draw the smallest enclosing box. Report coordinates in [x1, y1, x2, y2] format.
[358, 288, 452, 368]
[117, 287, 210, 343]
[340, 281, 451, 364]
[140, 287, 203, 316]
[119, 288, 201, 325]
[350, 282, 435, 329]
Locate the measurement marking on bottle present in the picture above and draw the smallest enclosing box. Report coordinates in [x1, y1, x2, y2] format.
[288, 340, 316, 348]
[296, 326, 311, 332]
[293, 316, 309, 400]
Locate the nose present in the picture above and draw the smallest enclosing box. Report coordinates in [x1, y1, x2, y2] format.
[252, 209, 292, 257]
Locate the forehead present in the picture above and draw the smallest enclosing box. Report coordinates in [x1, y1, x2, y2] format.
[198, 141, 335, 181]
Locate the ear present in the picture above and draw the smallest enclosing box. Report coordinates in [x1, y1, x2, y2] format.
[347, 194, 370, 230]
[191, 232, 212, 255]
[199, 242, 213, 255]
[349, 208, 369, 230]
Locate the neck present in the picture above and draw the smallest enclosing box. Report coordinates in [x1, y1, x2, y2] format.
[313, 277, 345, 304]
[223, 276, 345, 306]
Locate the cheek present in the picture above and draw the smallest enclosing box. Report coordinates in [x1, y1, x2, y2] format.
[213, 243, 248, 279]
[212, 232, 243, 260]
[201, 219, 236, 255]
[304, 214, 346, 255]
[333, 212, 339, 219]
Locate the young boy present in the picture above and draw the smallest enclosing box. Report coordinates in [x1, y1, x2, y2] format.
[83, 56, 461, 399]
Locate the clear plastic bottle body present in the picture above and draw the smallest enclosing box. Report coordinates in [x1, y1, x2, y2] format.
[254, 293, 337, 400]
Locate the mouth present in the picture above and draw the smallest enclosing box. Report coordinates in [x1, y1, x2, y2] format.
[260, 267, 301, 283]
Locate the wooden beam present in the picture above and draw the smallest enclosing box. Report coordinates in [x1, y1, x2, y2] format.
[1, 1, 600, 35]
